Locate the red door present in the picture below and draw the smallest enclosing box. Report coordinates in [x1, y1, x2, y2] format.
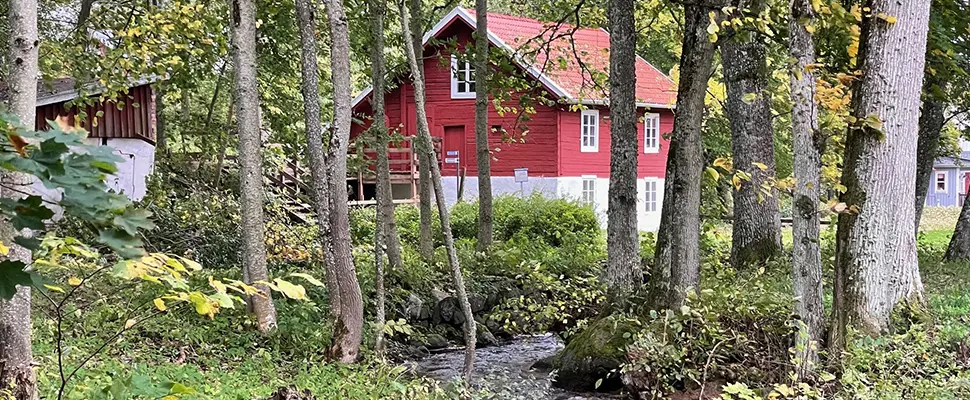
[442, 125, 465, 176]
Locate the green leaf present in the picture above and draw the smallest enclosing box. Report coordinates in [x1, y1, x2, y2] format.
[0, 260, 31, 300]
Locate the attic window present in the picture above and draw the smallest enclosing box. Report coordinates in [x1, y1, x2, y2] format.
[451, 54, 476, 99]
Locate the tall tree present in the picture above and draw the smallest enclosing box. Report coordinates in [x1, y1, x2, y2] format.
[945, 199, 970, 261]
[323, 0, 365, 363]
[371, 0, 403, 270]
[230, 0, 277, 333]
[474, 0, 493, 251]
[294, 0, 342, 320]
[831, 0, 930, 348]
[412, 0, 434, 263]
[788, 0, 825, 374]
[722, 0, 782, 268]
[605, 0, 640, 296]
[398, 0, 477, 381]
[649, 0, 724, 309]
[1, 0, 40, 396]
[914, 76, 946, 229]
[369, 0, 389, 354]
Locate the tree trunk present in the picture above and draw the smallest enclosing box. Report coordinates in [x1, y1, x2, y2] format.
[293, 0, 342, 319]
[214, 94, 234, 187]
[649, 0, 723, 309]
[411, 0, 434, 263]
[77, 0, 95, 30]
[1, 0, 39, 396]
[323, 0, 365, 363]
[369, 0, 389, 355]
[945, 196, 970, 261]
[156, 83, 168, 153]
[605, 0, 640, 297]
[399, 0, 477, 381]
[230, 0, 277, 334]
[474, 0, 493, 251]
[914, 76, 946, 230]
[722, 0, 782, 268]
[370, 0, 403, 271]
[831, 0, 930, 349]
[788, 0, 825, 375]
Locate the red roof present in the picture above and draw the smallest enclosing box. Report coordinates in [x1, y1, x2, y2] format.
[462, 8, 676, 107]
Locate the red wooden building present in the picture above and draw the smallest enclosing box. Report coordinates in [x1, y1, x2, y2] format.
[1, 78, 157, 201]
[351, 7, 676, 230]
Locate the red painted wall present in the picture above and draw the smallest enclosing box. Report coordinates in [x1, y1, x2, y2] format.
[35, 84, 156, 143]
[351, 16, 672, 179]
[556, 107, 672, 178]
[352, 22, 560, 178]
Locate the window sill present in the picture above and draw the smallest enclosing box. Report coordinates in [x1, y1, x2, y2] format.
[451, 92, 477, 99]
[580, 147, 599, 153]
[644, 148, 659, 154]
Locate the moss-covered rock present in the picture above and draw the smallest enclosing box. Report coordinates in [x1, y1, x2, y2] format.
[552, 316, 635, 392]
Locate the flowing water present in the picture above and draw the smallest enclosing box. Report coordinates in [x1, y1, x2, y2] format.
[408, 334, 620, 400]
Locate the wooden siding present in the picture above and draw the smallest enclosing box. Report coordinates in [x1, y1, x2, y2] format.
[557, 107, 673, 178]
[34, 84, 156, 143]
[351, 23, 560, 177]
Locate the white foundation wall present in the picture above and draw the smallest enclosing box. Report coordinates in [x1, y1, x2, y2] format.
[436, 175, 664, 232]
[439, 175, 560, 206]
[31, 138, 155, 207]
[104, 138, 155, 201]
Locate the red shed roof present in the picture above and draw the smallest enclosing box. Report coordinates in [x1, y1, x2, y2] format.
[353, 7, 676, 109]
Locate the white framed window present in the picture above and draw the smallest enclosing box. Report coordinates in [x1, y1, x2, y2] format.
[450, 54, 476, 99]
[644, 113, 660, 153]
[580, 110, 599, 152]
[581, 176, 596, 204]
[936, 171, 948, 193]
[644, 178, 659, 212]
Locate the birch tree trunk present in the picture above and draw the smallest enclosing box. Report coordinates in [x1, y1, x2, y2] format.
[293, 0, 341, 318]
[788, 0, 825, 374]
[369, 0, 389, 354]
[722, 0, 782, 268]
[649, 0, 723, 309]
[411, 0, 434, 263]
[156, 84, 168, 153]
[474, 0, 493, 251]
[230, 0, 277, 333]
[605, 0, 641, 297]
[323, 0, 364, 363]
[399, 0, 477, 381]
[914, 76, 946, 230]
[1, 0, 39, 396]
[831, 0, 930, 348]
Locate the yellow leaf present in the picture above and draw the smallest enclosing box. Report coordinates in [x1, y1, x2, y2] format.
[44, 284, 65, 293]
[124, 318, 137, 329]
[288, 273, 325, 287]
[161, 396, 179, 400]
[0, 241, 8, 256]
[67, 277, 82, 286]
[153, 298, 167, 311]
[753, 162, 768, 171]
[273, 278, 307, 300]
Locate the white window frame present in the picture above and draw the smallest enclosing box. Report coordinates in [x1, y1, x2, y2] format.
[580, 110, 599, 152]
[644, 113, 660, 154]
[644, 178, 659, 213]
[936, 171, 948, 193]
[450, 54, 476, 99]
[581, 176, 597, 205]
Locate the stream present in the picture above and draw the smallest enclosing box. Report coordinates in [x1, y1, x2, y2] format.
[408, 334, 620, 400]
